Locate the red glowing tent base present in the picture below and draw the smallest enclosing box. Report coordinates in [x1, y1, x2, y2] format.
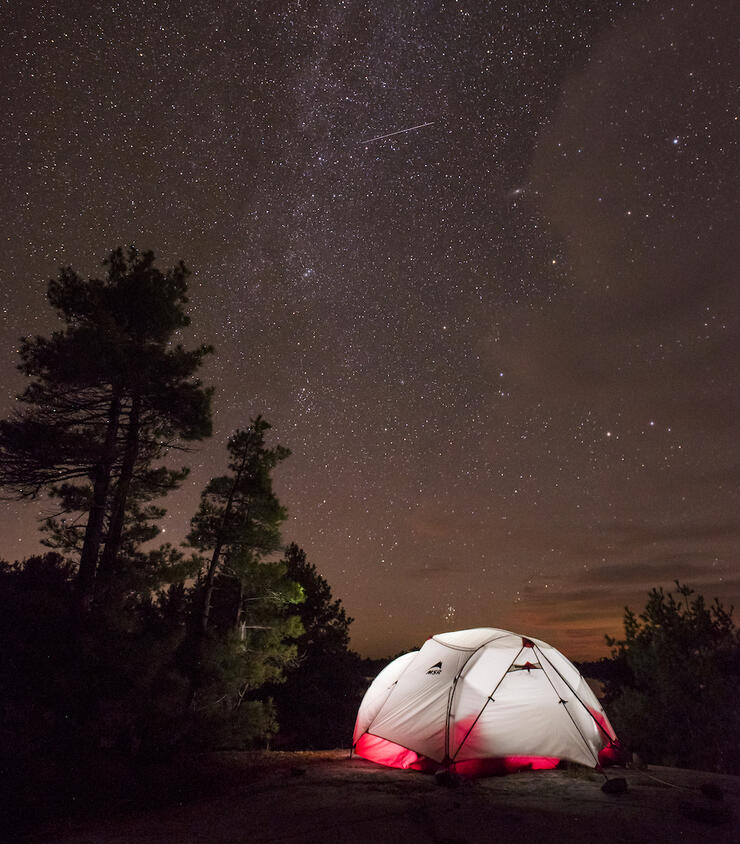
[598, 742, 629, 767]
[353, 733, 560, 777]
[353, 733, 436, 771]
[449, 756, 560, 776]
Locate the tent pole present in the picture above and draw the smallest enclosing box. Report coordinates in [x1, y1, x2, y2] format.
[448, 646, 526, 764]
[534, 647, 614, 743]
[534, 645, 601, 768]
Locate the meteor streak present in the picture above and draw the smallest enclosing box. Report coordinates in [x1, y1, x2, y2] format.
[361, 121, 434, 144]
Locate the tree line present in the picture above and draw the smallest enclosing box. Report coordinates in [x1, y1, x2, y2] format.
[0, 248, 365, 766]
[582, 581, 740, 774]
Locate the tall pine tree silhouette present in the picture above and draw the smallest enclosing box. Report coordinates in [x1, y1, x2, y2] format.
[0, 247, 213, 611]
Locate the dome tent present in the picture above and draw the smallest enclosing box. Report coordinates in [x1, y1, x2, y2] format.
[353, 628, 620, 776]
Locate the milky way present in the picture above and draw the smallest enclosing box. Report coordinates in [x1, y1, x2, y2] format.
[1, 0, 737, 657]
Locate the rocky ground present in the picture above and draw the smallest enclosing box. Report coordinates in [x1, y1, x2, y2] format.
[16, 750, 740, 843]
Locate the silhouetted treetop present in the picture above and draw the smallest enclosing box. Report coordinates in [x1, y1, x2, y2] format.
[0, 247, 213, 607]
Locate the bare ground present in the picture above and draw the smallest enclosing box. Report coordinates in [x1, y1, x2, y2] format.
[17, 751, 740, 843]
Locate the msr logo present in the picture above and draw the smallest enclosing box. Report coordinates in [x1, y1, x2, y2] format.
[426, 661, 442, 675]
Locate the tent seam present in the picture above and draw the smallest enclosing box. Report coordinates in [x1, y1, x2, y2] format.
[534, 646, 614, 743]
[533, 645, 601, 767]
[448, 645, 526, 763]
[360, 655, 418, 743]
[442, 635, 516, 760]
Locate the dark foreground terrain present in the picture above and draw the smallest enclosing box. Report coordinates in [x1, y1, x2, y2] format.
[13, 750, 740, 843]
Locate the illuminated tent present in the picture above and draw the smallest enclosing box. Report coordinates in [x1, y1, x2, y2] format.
[353, 627, 620, 776]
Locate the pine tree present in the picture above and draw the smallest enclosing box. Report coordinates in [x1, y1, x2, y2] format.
[605, 582, 740, 772]
[0, 248, 213, 610]
[187, 416, 290, 635]
[186, 562, 303, 749]
[282, 543, 352, 654]
[268, 544, 365, 749]
[183, 418, 302, 747]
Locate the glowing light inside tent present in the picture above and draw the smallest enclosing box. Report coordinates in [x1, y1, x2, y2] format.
[354, 733, 435, 771]
[353, 628, 625, 777]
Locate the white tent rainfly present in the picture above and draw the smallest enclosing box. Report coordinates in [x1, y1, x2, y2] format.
[353, 627, 622, 776]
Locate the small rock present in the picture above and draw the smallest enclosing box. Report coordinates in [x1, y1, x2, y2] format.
[601, 777, 628, 794]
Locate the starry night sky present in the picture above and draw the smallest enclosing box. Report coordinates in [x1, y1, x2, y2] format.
[1, 0, 738, 658]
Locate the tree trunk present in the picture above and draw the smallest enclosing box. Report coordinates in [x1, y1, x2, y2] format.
[234, 576, 245, 637]
[200, 537, 225, 634]
[199, 452, 248, 634]
[185, 446, 250, 714]
[76, 388, 121, 610]
[97, 392, 142, 594]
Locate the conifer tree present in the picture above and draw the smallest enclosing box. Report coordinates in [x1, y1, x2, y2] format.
[282, 543, 352, 654]
[268, 544, 365, 749]
[0, 248, 213, 609]
[184, 418, 302, 746]
[187, 416, 290, 634]
[605, 582, 740, 772]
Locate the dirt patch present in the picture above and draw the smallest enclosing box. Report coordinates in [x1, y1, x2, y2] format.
[18, 751, 740, 843]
